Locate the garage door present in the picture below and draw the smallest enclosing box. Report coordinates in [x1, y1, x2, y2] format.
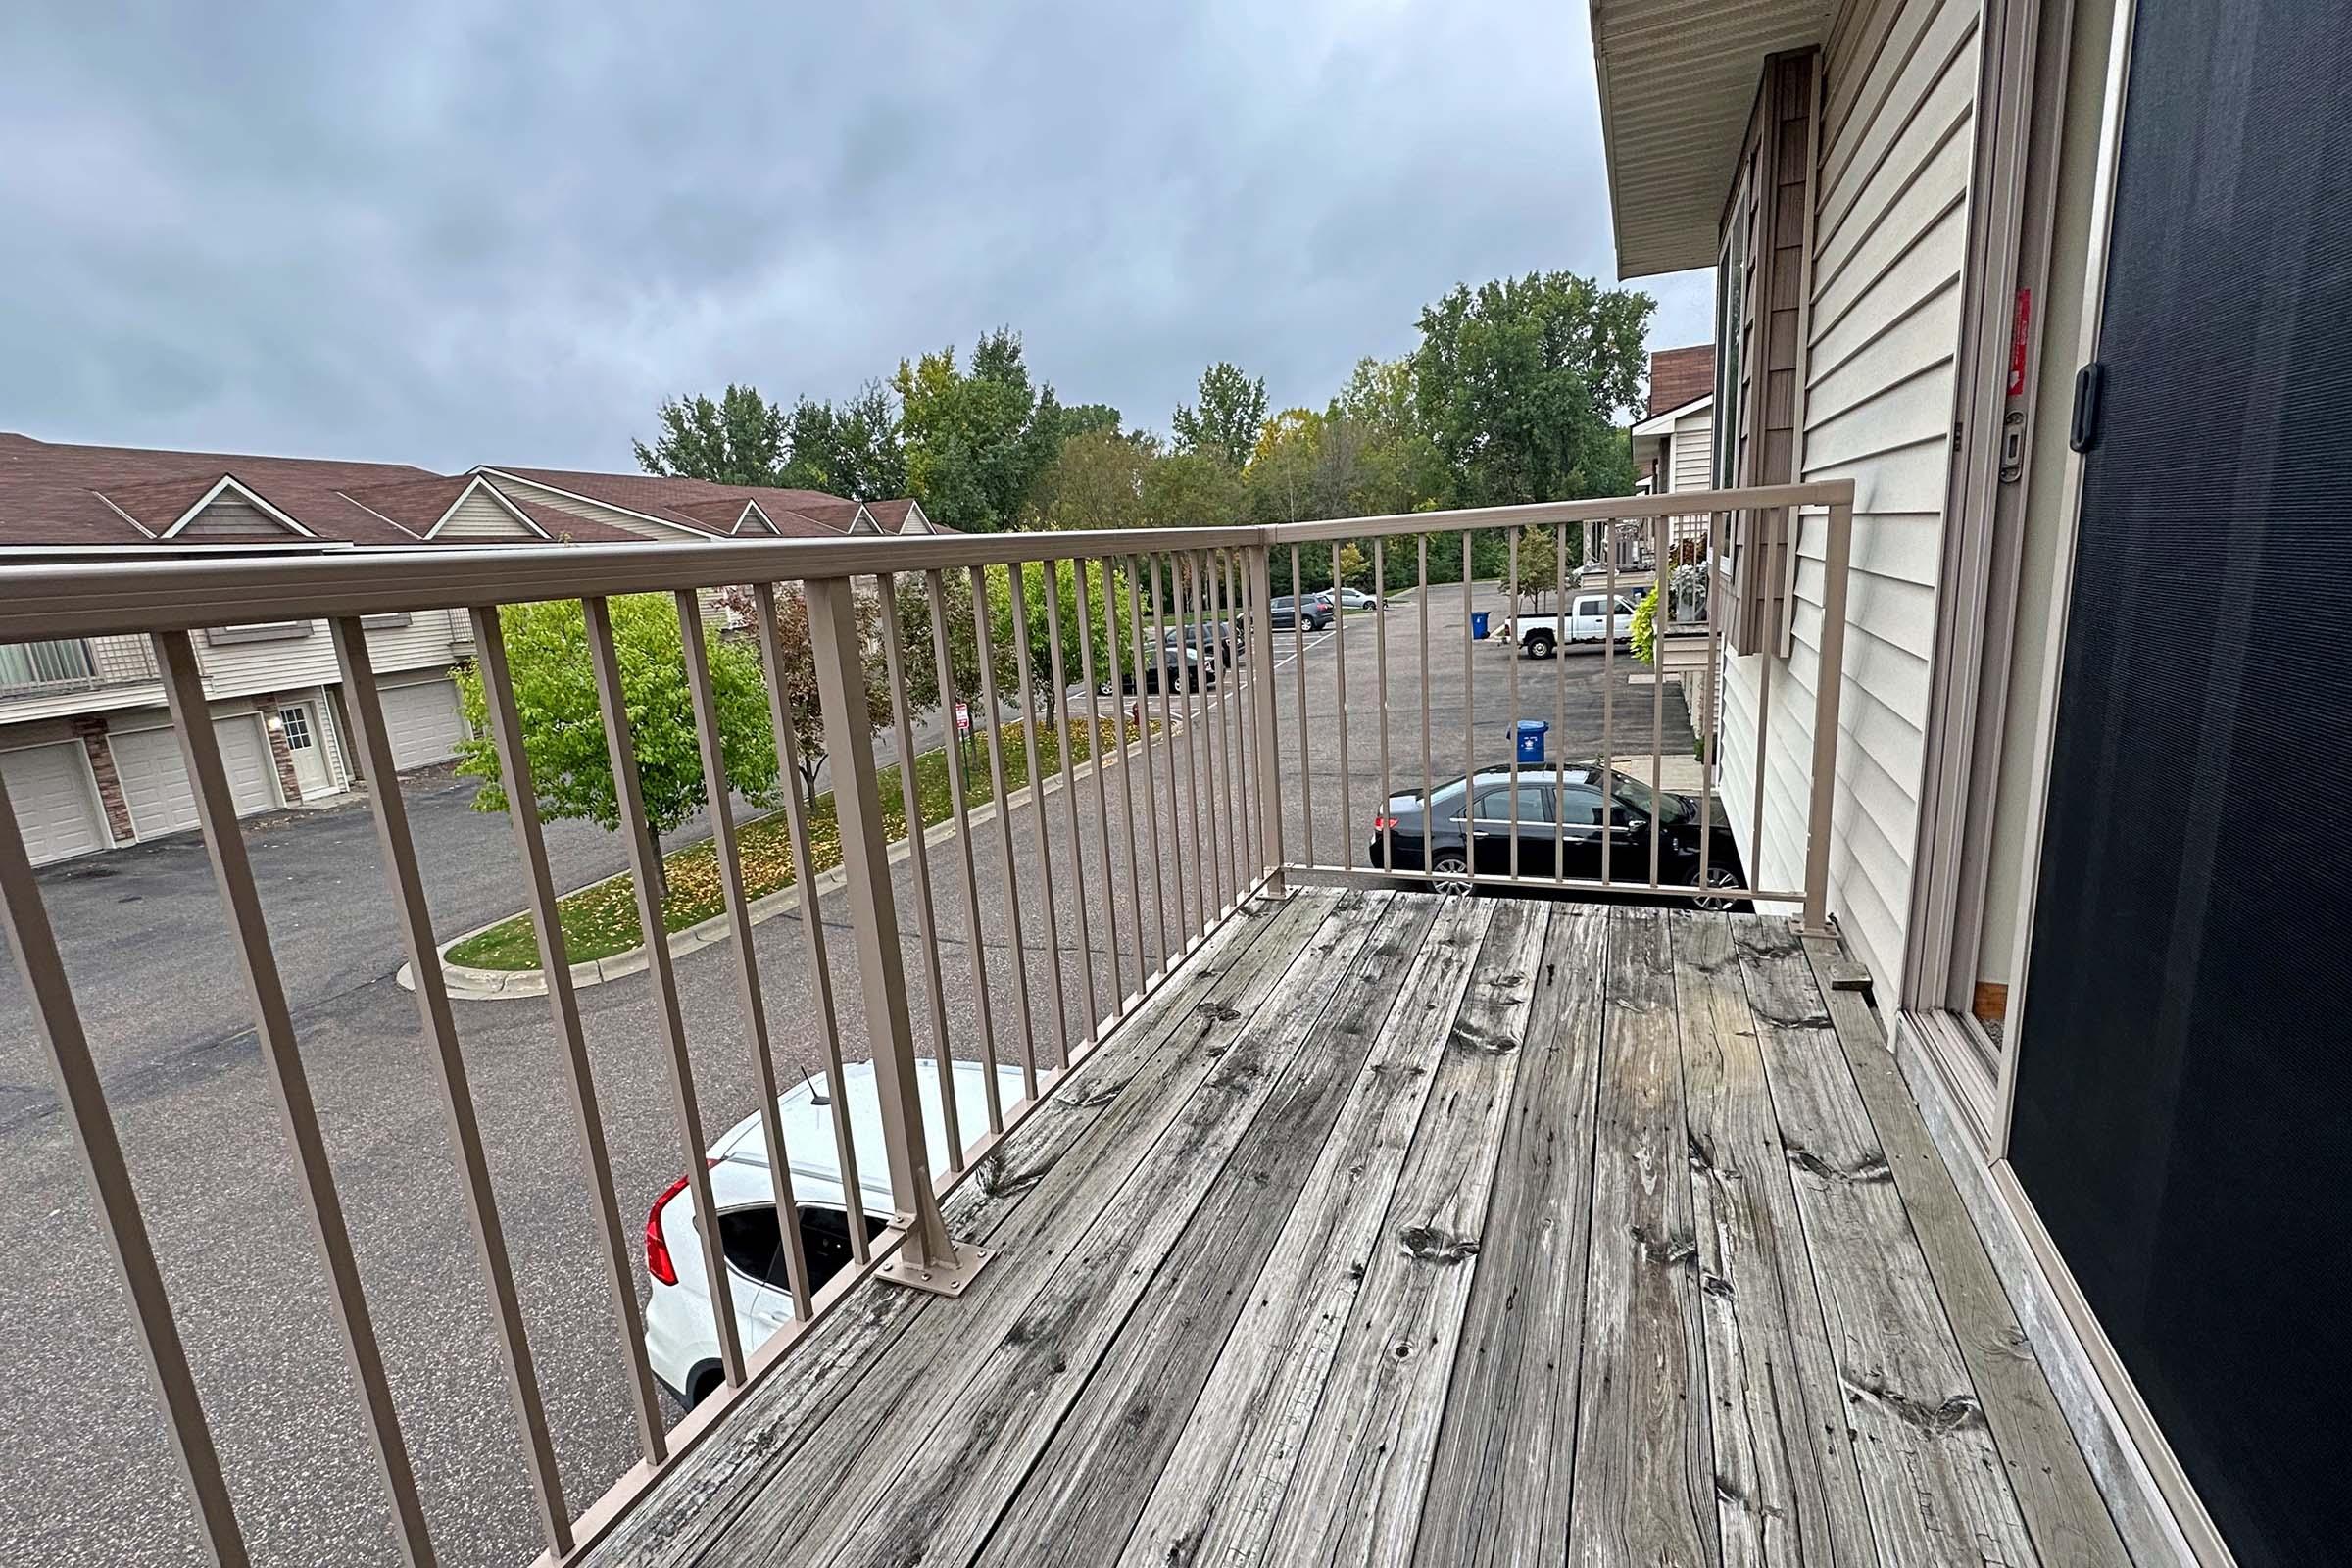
[0, 743, 107, 865]
[111, 716, 277, 839]
[380, 679, 466, 768]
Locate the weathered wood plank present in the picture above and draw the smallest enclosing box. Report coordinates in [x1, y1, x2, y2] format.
[968, 894, 1471, 1568]
[1569, 908, 1719, 1568]
[1733, 916, 2036, 1567]
[1671, 913, 1875, 1566]
[586, 891, 1345, 1568]
[1801, 934, 2134, 1568]
[754, 890, 1396, 1566]
[1114, 894, 1495, 1568]
[1258, 897, 1551, 1568]
[1409, 903, 1610, 1568]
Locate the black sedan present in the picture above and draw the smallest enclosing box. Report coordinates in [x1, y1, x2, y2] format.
[1366, 761, 1747, 907]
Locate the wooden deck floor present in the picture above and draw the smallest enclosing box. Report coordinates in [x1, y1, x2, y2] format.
[588, 889, 2133, 1568]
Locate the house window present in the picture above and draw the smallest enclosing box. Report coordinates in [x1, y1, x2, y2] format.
[205, 622, 312, 646]
[0, 638, 97, 691]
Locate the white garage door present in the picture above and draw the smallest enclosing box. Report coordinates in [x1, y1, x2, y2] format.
[0, 743, 107, 865]
[380, 679, 466, 768]
[111, 716, 277, 839]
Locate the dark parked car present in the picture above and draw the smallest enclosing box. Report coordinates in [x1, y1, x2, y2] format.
[1116, 643, 1216, 694]
[1162, 618, 1239, 666]
[1266, 593, 1335, 632]
[1366, 761, 1746, 907]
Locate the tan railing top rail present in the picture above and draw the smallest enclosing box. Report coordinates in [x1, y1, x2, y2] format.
[0, 481, 1852, 641]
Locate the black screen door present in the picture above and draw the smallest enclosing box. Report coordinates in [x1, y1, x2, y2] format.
[2011, 1, 2352, 1562]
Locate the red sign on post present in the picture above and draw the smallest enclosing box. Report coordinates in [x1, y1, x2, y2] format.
[2008, 288, 2034, 397]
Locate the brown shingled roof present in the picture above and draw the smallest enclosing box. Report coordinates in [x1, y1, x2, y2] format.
[1647, 344, 1716, 416]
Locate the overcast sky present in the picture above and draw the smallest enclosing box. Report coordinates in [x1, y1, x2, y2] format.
[0, 1, 1713, 474]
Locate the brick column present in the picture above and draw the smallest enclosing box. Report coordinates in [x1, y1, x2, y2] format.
[252, 695, 305, 805]
[71, 715, 136, 843]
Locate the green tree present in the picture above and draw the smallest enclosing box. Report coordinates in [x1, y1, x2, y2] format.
[780, 381, 906, 499]
[1141, 448, 1248, 529]
[1245, 408, 1327, 524]
[631, 385, 787, 486]
[710, 583, 898, 809]
[894, 329, 1065, 532]
[454, 596, 780, 878]
[1509, 527, 1561, 611]
[1412, 271, 1651, 507]
[1171, 362, 1268, 467]
[1334, 542, 1371, 589]
[1030, 427, 1149, 531]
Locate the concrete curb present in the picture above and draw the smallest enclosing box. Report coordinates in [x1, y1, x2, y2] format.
[402, 721, 1174, 1001]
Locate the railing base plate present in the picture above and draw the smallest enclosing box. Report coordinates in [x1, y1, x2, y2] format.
[877, 1241, 994, 1298]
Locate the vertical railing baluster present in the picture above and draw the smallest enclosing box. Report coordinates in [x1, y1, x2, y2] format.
[750, 584, 871, 1261]
[1505, 529, 1522, 883]
[1148, 554, 1195, 940]
[1418, 534, 1434, 888]
[1105, 559, 1151, 994]
[153, 629, 436, 1566]
[1461, 532, 1476, 876]
[0, 773, 251, 1568]
[965, 566, 1040, 1102]
[1649, 516, 1668, 887]
[925, 571, 1005, 1138]
[1373, 537, 1394, 878]
[1246, 543, 1287, 891]
[1603, 518, 1620, 889]
[1330, 542, 1352, 872]
[1290, 545, 1312, 869]
[1138, 564, 1176, 958]
[1177, 555, 1214, 920]
[1190, 552, 1227, 913]
[1699, 512, 1727, 899]
[1005, 564, 1072, 1069]
[1040, 560, 1101, 1042]
[330, 618, 571, 1555]
[469, 607, 668, 1464]
[1220, 551, 1253, 890]
[1074, 559, 1125, 1012]
[1555, 523, 1570, 883]
[582, 597, 746, 1390]
[1749, 504, 1778, 895]
[669, 594, 817, 1313]
[1803, 497, 1856, 934]
[875, 576, 961, 1174]
[803, 576, 988, 1293]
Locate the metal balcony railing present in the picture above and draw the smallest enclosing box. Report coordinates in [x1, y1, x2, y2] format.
[0, 479, 1853, 1567]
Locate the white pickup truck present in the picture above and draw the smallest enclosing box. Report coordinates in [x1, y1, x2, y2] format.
[1500, 591, 1641, 657]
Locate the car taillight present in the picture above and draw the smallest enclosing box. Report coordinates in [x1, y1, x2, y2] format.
[1373, 814, 1399, 832]
[644, 1159, 718, 1287]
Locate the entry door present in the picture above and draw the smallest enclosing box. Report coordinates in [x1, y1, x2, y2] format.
[279, 703, 333, 798]
[2011, 2, 2352, 1561]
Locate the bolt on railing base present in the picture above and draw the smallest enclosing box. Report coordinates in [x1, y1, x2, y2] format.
[876, 1236, 995, 1298]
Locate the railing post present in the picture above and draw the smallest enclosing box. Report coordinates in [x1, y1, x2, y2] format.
[1801, 495, 1855, 936]
[1246, 541, 1289, 894]
[803, 574, 991, 1295]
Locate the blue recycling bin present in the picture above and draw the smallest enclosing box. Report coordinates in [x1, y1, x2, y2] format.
[1515, 719, 1549, 763]
[1471, 610, 1492, 640]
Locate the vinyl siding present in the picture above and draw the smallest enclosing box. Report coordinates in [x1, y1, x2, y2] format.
[434, 488, 538, 540]
[1717, 0, 1975, 997]
[1669, 410, 1715, 493]
[176, 498, 298, 538]
[363, 610, 469, 675]
[194, 623, 341, 699]
[485, 474, 696, 541]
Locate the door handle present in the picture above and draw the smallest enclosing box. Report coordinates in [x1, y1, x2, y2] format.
[2069, 362, 2106, 453]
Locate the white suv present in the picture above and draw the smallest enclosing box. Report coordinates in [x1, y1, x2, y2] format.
[642, 1058, 1024, 1407]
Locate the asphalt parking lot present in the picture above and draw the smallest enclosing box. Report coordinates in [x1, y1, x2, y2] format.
[0, 576, 1696, 1567]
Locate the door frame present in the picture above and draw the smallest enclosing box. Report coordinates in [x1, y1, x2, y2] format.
[1900, 0, 2080, 1148]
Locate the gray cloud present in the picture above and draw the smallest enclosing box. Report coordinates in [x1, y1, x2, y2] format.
[0, 0, 1714, 473]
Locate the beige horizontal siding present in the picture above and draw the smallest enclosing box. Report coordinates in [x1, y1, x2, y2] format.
[1718, 0, 1976, 998]
[435, 489, 537, 540]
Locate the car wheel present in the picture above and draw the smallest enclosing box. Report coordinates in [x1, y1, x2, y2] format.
[1430, 853, 1474, 898]
[1526, 632, 1556, 659]
[1690, 866, 1742, 912]
[687, 1365, 724, 1407]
